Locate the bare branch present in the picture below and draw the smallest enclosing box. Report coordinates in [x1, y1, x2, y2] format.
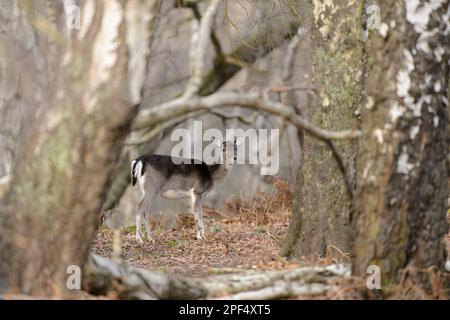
[165, 1, 304, 98]
[133, 92, 362, 142]
[208, 109, 258, 125]
[128, 108, 257, 145]
[198, 10, 301, 96]
[268, 85, 316, 94]
[126, 111, 204, 146]
[183, 0, 221, 98]
[0, 175, 12, 199]
[325, 140, 354, 200]
[282, 27, 306, 82]
[187, 0, 223, 56]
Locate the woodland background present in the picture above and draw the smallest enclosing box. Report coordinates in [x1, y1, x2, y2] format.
[0, 0, 449, 299]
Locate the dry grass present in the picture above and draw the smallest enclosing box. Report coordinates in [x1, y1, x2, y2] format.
[92, 178, 299, 276]
[91, 179, 450, 299]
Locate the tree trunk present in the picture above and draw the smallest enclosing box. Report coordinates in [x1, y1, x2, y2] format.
[0, 0, 159, 296]
[352, 0, 449, 288]
[281, 0, 364, 258]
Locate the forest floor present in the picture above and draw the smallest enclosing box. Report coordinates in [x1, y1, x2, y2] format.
[92, 179, 315, 277]
[92, 178, 450, 299]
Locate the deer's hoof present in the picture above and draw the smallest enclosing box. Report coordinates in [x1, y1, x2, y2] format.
[136, 235, 144, 244]
[196, 231, 205, 240]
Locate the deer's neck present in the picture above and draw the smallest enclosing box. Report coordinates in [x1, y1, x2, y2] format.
[210, 162, 233, 186]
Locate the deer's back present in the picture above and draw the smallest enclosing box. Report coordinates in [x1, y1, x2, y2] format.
[137, 154, 216, 195]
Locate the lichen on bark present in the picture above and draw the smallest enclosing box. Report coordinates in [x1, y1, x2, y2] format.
[282, 0, 364, 259]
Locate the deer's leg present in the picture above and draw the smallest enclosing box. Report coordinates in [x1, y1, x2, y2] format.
[141, 184, 160, 242]
[135, 201, 145, 244]
[143, 211, 154, 242]
[135, 169, 147, 244]
[143, 192, 158, 242]
[192, 193, 205, 240]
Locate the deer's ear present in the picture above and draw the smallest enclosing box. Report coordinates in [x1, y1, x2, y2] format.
[235, 136, 244, 146]
[212, 136, 222, 147]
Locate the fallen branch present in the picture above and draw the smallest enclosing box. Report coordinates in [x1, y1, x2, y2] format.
[84, 254, 350, 299]
[216, 282, 330, 300]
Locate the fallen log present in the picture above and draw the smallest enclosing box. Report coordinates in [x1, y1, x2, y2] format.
[84, 254, 350, 300]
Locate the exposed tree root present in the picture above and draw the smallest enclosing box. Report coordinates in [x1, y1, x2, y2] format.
[84, 254, 350, 300]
